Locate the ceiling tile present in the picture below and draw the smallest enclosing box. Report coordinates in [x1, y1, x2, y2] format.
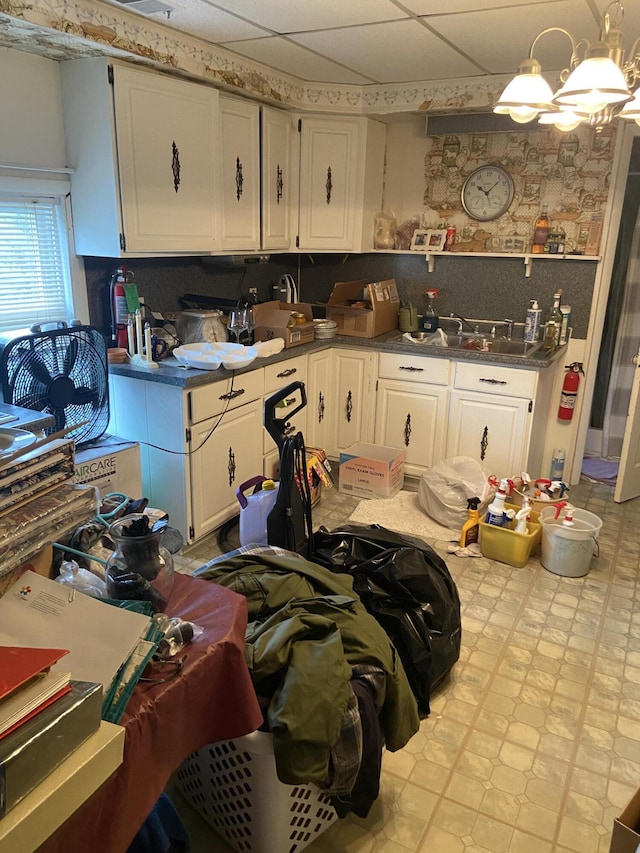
[221, 36, 374, 84]
[426, 0, 600, 75]
[206, 0, 407, 33]
[400, 0, 561, 14]
[289, 19, 482, 83]
[158, 0, 270, 41]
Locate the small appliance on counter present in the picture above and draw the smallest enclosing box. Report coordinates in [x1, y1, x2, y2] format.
[175, 310, 228, 345]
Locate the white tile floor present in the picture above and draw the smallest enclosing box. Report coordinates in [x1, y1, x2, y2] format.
[169, 476, 639, 853]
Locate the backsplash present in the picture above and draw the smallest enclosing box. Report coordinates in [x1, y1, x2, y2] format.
[386, 123, 615, 256]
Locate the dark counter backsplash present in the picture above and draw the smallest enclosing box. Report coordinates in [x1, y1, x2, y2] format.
[84, 252, 595, 341]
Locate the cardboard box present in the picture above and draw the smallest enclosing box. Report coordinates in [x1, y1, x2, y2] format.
[74, 435, 142, 499]
[253, 301, 314, 348]
[326, 279, 400, 338]
[610, 785, 640, 853]
[339, 442, 405, 499]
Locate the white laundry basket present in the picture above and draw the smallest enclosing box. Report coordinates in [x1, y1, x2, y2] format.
[174, 731, 337, 853]
[539, 507, 602, 578]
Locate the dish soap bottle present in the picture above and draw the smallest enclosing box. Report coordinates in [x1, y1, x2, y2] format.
[460, 497, 481, 547]
[485, 479, 509, 526]
[524, 299, 541, 343]
[420, 289, 439, 333]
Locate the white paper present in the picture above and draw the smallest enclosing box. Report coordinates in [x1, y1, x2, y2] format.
[0, 572, 151, 690]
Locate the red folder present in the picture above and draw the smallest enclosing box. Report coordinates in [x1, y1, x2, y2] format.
[0, 646, 70, 700]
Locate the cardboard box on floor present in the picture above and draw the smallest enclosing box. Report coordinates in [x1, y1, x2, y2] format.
[339, 442, 405, 499]
[253, 301, 314, 348]
[610, 785, 640, 853]
[326, 279, 399, 338]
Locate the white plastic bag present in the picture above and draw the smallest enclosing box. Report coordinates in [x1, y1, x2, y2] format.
[418, 456, 493, 529]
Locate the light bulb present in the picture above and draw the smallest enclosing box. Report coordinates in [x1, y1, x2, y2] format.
[509, 106, 540, 123]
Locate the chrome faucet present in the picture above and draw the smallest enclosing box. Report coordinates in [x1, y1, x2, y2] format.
[449, 313, 478, 334]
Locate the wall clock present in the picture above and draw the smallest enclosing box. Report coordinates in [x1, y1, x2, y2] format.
[461, 165, 514, 221]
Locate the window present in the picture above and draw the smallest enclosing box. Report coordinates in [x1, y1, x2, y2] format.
[0, 179, 87, 335]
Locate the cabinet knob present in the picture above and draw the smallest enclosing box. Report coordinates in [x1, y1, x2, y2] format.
[346, 390, 353, 423]
[171, 141, 181, 193]
[326, 166, 332, 205]
[228, 446, 236, 486]
[276, 164, 283, 203]
[404, 413, 412, 447]
[318, 391, 325, 424]
[236, 157, 244, 201]
[399, 365, 424, 372]
[479, 377, 507, 385]
[277, 367, 297, 378]
[219, 388, 245, 401]
[480, 426, 488, 461]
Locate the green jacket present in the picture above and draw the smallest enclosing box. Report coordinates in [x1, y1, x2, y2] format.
[199, 552, 419, 785]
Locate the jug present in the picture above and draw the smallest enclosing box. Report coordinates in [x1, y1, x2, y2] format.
[236, 476, 279, 546]
[373, 211, 397, 250]
[398, 301, 418, 332]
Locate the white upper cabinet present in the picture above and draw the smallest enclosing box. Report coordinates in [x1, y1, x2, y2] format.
[297, 115, 386, 252]
[60, 59, 221, 256]
[261, 106, 292, 251]
[219, 95, 261, 251]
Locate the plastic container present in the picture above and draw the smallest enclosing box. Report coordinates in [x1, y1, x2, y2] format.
[485, 479, 508, 526]
[479, 503, 542, 567]
[539, 506, 603, 577]
[236, 477, 279, 546]
[174, 731, 337, 853]
[524, 300, 541, 343]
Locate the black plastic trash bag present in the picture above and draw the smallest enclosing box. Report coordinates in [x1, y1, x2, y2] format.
[312, 524, 461, 716]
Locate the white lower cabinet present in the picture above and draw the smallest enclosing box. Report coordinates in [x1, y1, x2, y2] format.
[305, 349, 336, 455]
[445, 362, 538, 476]
[334, 349, 377, 453]
[375, 353, 450, 476]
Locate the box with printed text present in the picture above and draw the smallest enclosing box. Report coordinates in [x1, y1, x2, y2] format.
[339, 442, 404, 499]
[74, 435, 142, 499]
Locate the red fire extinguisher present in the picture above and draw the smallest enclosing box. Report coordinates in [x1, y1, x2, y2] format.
[110, 266, 131, 349]
[558, 362, 584, 421]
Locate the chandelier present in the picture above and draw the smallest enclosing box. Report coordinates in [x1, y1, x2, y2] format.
[494, 1, 640, 132]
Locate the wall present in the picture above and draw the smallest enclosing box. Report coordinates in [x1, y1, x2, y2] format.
[384, 117, 613, 256]
[0, 48, 66, 168]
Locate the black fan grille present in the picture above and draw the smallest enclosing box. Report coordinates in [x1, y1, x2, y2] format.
[0, 326, 109, 448]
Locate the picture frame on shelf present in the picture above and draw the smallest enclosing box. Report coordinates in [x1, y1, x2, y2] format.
[411, 229, 447, 251]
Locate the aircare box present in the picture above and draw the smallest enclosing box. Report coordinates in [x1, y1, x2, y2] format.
[339, 442, 405, 499]
[74, 435, 142, 499]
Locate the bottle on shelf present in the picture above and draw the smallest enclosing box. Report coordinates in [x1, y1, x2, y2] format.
[531, 202, 550, 254]
[524, 299, 542, 343]
[543, 289, 563, 350]
[420, 289, 439, 333]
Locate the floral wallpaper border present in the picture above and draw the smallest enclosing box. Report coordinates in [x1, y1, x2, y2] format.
[0, 0, 508, 115]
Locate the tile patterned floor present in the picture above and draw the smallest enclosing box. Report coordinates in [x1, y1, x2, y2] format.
[169, 477, 640, 853]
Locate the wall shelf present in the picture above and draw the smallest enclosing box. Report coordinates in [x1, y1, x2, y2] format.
[372, 249, 601, 277]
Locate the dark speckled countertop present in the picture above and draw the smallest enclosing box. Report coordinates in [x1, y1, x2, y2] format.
[108, 331, 567, 389]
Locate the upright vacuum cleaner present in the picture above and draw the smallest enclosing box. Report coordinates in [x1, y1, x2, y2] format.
[263, 381, 314, 557]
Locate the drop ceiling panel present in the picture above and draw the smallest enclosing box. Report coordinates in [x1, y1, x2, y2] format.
[289, 19, 483, 83]
[156, 0, 270, 42]
[222, 37, 374, 84]
[208, 0, 407, 33]
[400, 0, 567, 14]
[427, 0, 600, 75]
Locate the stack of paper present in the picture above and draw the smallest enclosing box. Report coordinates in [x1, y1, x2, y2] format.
[0, 572, 152, 693]
[0, 647, 71, 739]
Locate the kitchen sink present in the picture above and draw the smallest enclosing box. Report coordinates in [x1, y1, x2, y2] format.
[391, 330, 544, 357]
[445, 335, 544, 356]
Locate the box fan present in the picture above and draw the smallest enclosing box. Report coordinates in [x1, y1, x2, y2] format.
[0, 324, 109, 448]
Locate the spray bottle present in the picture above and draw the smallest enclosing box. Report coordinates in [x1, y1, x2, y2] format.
[460, 497, 481, 547]
[514, 497, 532, 534]
[485, 479, 509, 526]
[420, 289, 440, 333]
[562, 504, 575, 527]
[524, 300, 542, 343]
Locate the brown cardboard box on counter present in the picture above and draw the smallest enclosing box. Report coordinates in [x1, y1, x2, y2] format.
[326, 279, 399, 338]
[253, 301, 314, 348]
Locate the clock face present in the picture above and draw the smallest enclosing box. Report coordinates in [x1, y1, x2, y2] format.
[461, 166, 514, 221]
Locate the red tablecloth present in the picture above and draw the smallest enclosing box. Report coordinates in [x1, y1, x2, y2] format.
[38, 572, 263, 853]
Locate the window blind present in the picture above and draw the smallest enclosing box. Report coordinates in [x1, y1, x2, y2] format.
[0, 197, 72, 335]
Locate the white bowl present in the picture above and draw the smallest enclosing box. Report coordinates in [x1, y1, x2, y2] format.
[221, 347, 258, 370]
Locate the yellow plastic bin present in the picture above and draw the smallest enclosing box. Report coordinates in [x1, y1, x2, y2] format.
[479, 503, 541, 568]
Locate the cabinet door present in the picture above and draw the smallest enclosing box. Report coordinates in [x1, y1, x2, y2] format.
[298, 117, 360, 251]
[447, 390, 531, 475]
[305, 350, 336, 456]
[335, 349, 376, 452]
[113, 64, 220, 253]
[262, 107, 291, 250]
[189, 398, 263, 540]
[219, 96, 260, 250]
[375, 380, 448, 476]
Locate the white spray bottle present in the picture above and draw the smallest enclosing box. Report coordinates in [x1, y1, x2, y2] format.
[515, 497, 531, 534]
[485, 479, 509, 526]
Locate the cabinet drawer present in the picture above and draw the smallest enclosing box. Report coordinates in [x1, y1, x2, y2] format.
[378, 352, 450, 385]
[453, 361, 536, 398]
[189, 369, 264, 423]
[264, 355, 308, 395]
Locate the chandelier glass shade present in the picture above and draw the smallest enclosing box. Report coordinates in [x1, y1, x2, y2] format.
[494, 2, 640, 131]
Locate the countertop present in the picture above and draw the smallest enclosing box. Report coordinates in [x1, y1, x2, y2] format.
[108, 331, 567, 389]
